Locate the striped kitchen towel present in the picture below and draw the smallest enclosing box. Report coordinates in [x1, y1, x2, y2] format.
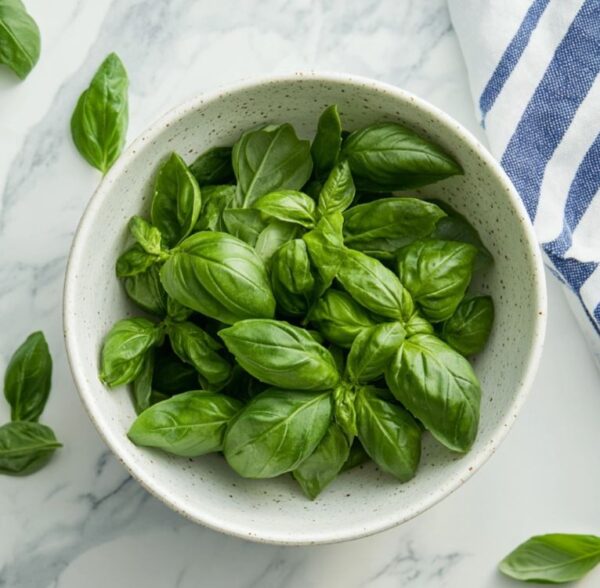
[448, 0, 600, 368]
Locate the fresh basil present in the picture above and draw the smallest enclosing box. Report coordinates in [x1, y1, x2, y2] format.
[355, 386, 421, 481]
[499, 534, 600, 584]
[0, 422, 61, 475]
[311, 104, 342, 178]
[116, 244, 158, 278]
[160, 232, 275, 324]
[254, 220, 301, 262]
[152, 346, 198, 395]
[342, 122, 462, 191]
[233, 123, 313, 207]
[341, 438, 370, 472]
[332, 382, 357, 439]
[253, 190, 316, 228]
[442, 296, 494, 356]
[386, 334, 481, 452]
[128, 391, 241, 457]
[123, 264, 168, 316]
[223, 389, 332, 478]
[166, 296, 193, 323]
[317, 160, 355, 217]
[396, 239, 477, 322]
[222, 208, 267, 246]
[131, 348, 155, 414]
[404, 311, 434, 337]
[194, 185, 236, 232]
[4, 331, 52, 422]
[0, 0, 40, 79]
[219, 319, 340, 391]
[128, 216, 163, 256]
[71, 52, 128, 174]
[189, 147, 234, 186]
[222, 364, 267, 403]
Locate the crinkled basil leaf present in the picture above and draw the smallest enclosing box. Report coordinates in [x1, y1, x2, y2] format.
[131, 348, 155, 414]
[442, 296, 494, 356]
[4, 331, 52, 422]
[70, 53, 128, 173]
[223, 388, 332, 478]
[189, 147, 234, 186]
[128, 216, 163, 256]
[342, 122, 462, 191]
[254, 220, 300, 263]
[396, 239, 477, 323]
[0, 422, 61, 476]
[311, 104, 342, 178]
[128, 391, 241, 457]
[160, 232, 276, 324]
[222, 208, 267, 246]
[385, 334, 481, 452]
[253, 190, 316, 228]
[219, 319, 340, 391]
[0, 0, 40, 79]
[332, 382, 357, 439]
[404, 311, 434, 337]
[123, 264, 168, 316]
[317, 160, 355, 217]
[116, 244, 158, 278]
[194, 185, 237, 232]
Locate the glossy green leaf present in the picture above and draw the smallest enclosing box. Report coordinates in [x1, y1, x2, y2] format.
[223, 389, 332, 478]
[404, 311, 434, 337]
[189, 147, 234, 186]
[0, 422, 61, 476]
[128, 391, 242, 457]
[194, 185, 237, 232]
[4, 331, 52, 422]
[166, 296, 193, 323]
[332, 382, 357, 439]
[222, 207, 267, 246]
[123, 264, 168, 316]
[254, 220, 300, 263]
[70, 53, 128, 173]
[116, 244, 159, 278]
[128, 216, 163, 256]
[131, 348, 155, 414]
[253, 190, 316, 228]
[442, 296, 494, 356]
[0, 0, 40, 79]
[317, 160, 355, 217]
[311, 104, 342, 178]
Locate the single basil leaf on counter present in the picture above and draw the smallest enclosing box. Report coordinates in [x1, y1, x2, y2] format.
[160, 231, 276, 324]
[317, 160, 355, 217]
[309, 289, 376, 348]
[253, 190, 316, 228]
[254, 220, 300, 263]
[100, 318, 164, 388]
[4, 331, 52, 422]
[311, 104, 342, 178]
[342, 122, 462, 191]
[151, 152, 202, 247]
[167, 321, 231, 390]
[0, 0, 40, 79]
[346, 322, 406, 384]
[343, 198, 446, 260]
[189, 147, 234, 186]
[131, 348, 155, 414]
[292, 422, 350, 500]
[332, 382, 357, 439]
[128, 216, 163, 256]
[396, 239, 477, 323]
[270, 239, 315, 317]
[222, 208, 267, 246]
[385, 334, 481, 453]
[404, 311, 434, 337]
[194, 185, 236, 232]
[355, 386, 421, 482]
[219, 319, 340, 391]
[223, 388, 332, 478]
[0, 422, 61, 476]
[123, 264, 168, 316]
[152, 346, 198, 395]
[499, 534, 600, 585]
[337, 248, 414, 322]
[70, 52, 128, 174]
[442, 296, 494, 356]
[166, 296, 193, 323]
[341, 438, 370, 472]
[233, 123, 313, 207]
[128, 391, 242, 457]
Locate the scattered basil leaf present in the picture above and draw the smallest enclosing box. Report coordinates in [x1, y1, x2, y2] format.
[442, 296, 494, 356]
[311, 104, 342, 178]
[0, 422, 61, 476]
[341, 438, 370, 472]
[332, 382, 357, 439]
[0, 0, 40, 79]
[131, 348, 155, 414]
[254, 220, 301, 263]
[189, 147, 234, 186]
[222, 208, 267, 246]
[253, 190, 316, 228]
[123, 264, 168, 316]
[317, 160, 355, 217]
[194, 185, 236, 232]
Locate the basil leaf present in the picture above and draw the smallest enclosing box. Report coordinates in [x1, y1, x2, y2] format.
[311, 104, 342, 178]
[0, 422, 61, 476]
[160, 232, 275, 324]
[219, 319, 340, 391]
[332, 382, 357, 439]
[442, 296, 494, 356]
[152, 346, 198, 395]
[356, 386, 421, 481]
[396, 239, 477, 323]
[128, 216, 163, 256]
[151, 152, 202, 247]
[131, 348, 155, 414]
[343, 198, 446, 260]
[270, 239, 315, 316]
[346, 322, 406, 384]
[100, 318, 164, 388]
[254, 220, 300, 263]
[222, 208, 267, 246]
[166, 296, 193, 323]
[189, 147, 234, 186]
[253, 190, 316, 228]
[0, 0, 40, 79]
[404, 311, 434, 337]
[309, 289, 376, 348]
[317, 160, 355, 217]
[341, 438, 369, 472]
[342, 122, 462, 191]
[194, 185, 236, 232]
[128, 391, 241, 457]
[223, 388, 332, 478]
[292, 422, 350, 499]
[337, 248, 414, 322]
[4, 331, 52, 422]
[385, 334, 481, 452]
[70, 53, 128, 174]
[222, 364, 267, 404]
[167, 321, 231, 390]
[233, 123, 313, 207]
[116, 244, 158, 278]
[499, 534, 600, 584]
[123, 264, 168, 316]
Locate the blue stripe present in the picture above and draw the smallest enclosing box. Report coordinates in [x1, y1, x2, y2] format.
[595, 303, 600, 325]
[501, 0, 600, 221]
[479, 0, 550, 119]
[545, 249, 597, 292]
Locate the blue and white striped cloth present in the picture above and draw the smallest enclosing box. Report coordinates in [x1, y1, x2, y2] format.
[449, 0, 600, 368]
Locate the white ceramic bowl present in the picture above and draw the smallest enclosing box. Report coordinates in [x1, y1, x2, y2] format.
[64, 73, 547, 545]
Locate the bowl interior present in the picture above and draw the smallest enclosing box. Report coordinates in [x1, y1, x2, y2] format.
[64, 75, 545, 544]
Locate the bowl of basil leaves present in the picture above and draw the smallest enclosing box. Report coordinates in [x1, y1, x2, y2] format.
[64, 73, 546, 544]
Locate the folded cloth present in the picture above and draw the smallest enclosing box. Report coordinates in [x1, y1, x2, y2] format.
[448, 0, 600, 368]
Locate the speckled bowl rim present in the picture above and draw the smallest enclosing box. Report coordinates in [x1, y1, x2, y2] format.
[63, 72, 547, 545]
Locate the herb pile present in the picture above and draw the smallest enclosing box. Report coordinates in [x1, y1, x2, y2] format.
[99, 104, 494, 499]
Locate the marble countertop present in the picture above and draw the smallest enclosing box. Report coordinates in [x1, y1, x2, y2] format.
[1, 1, 599, 586]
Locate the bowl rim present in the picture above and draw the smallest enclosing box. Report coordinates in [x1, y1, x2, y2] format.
[63, 71, 547, 545]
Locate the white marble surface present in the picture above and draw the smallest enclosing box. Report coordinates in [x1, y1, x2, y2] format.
[1, 1, 599, 586]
